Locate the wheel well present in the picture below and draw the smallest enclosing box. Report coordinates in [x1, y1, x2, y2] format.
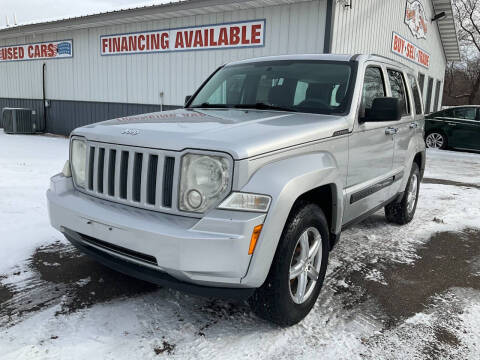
[413, 152, 425, 179]
[290, 184, 336, 249]
[426, 128, 446, 137]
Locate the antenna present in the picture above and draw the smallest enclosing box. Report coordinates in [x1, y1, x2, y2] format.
[5, 16, 10, 27]
[13, 13, 17, 25]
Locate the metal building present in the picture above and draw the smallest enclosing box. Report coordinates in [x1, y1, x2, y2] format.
[0, 0, 459, 135]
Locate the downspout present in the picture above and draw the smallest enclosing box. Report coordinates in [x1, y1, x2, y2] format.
[323, 0, 334, 53]
[41, 62, 47, 133]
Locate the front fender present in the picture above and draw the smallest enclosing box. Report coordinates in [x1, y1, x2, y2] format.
[239, 152, 343, 287]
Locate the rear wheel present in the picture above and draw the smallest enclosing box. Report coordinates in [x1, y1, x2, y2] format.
[249, 202, 329, 326]
[425, 131, 447, 149]
[385, 163, 420, 225]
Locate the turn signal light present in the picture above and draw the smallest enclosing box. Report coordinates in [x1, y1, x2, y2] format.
[249, 224, 263, 255]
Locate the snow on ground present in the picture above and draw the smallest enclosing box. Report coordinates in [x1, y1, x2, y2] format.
[1, 132, 480, 359]
[0, 133, 68, 274]
[424, 148, 480, 185]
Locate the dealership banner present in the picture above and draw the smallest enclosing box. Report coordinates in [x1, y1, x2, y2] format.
[0, 40, 73, 62]
[391, 32, 430, 68]
[100, 20, 265, 55]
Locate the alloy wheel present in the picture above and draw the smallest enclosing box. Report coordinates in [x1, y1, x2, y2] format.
[289, 227, 323, 304]
[406, 173, 418, 214]
[425, 133, 444, 149]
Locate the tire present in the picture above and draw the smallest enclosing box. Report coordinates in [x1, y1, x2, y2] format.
[249, 202, 330, 326]
[385, 163, 420, 225]
[425, 131, 448, 149]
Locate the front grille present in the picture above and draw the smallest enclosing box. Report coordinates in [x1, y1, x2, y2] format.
[82, 141, 178, 213]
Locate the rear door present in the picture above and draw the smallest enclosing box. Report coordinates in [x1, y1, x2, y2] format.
[449, 107, 480, 150]
[386, 68, 415, 190]
[343, 64, 395, 225]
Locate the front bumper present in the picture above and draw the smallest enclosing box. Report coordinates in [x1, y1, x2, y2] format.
[63, 228, 255, 299]
[47, 173, 266, 291]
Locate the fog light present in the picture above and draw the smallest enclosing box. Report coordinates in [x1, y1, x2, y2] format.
[186, 189, 203, 209]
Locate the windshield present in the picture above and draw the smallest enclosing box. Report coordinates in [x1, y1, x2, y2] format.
[188, 60, 356, 115]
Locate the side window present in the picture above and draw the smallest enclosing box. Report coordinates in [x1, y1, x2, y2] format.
[408, 74, 423, 115]
[387, 69, 410, 116]
[454, 107, 477, 120]
[441, 109, 454, 118]
[362, 66, 386, 113]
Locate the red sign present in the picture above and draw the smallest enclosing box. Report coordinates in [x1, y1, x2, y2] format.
[0, 40, 73, 62]
[405, 0, 428, 39]
[391, 32, 430, 68]
[101, 20, 265, 56]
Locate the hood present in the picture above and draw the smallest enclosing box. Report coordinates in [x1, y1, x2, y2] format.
[72, 108, 350, 159]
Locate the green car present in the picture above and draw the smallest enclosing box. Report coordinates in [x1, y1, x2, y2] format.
[425, 106, 480, 151]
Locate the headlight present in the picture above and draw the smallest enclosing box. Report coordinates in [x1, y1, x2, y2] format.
[218, 192, 271, 212]
[71, 139, 87, 188]
[179, 153, 231, 213]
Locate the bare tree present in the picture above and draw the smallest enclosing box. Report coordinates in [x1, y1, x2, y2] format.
[448, 0, 480, 105]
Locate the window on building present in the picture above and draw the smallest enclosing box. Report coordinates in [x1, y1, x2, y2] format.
[408, 74, 423, 115]
[361, 67, 386, 117]
[425, 77, 434, 114]
[418, 73, 425, 96]
[454, 107, 477, 120]
[433, 80, 442, 112]
[387, 69, 410, 115]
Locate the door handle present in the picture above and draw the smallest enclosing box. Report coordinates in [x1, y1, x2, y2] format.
[409, 122, 418, 129]
[447, 122, 457, 126]
[385, 127, 398, 135]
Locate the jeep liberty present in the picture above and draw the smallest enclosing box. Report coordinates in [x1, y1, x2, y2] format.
[47, 54, 426, 326]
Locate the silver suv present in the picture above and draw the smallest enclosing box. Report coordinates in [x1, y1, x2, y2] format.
[47, 54, 425, 326]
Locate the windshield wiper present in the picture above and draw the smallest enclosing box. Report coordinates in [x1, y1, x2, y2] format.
[233, 102, 297, 112]
[189, 102, 230, 109]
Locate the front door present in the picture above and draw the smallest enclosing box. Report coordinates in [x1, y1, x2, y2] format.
[343, 64, 395, 225]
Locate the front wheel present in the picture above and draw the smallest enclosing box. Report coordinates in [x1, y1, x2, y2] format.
[249, 202, 329, 326]
[385, 162, 420, 225]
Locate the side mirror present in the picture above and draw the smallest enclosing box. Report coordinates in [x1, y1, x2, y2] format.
[184, 95, 192, 107]
[364, 97, 402, 122]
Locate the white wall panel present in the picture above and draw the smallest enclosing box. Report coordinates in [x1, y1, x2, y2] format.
[1, 0, 450, 110]
[331, 0, 446, 81]
[0, 0, 327, 106]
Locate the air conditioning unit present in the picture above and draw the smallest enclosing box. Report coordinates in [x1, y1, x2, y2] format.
[2, 108, 37, 134]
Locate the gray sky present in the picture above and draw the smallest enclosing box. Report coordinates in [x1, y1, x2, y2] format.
[0, 0, 172, 28]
